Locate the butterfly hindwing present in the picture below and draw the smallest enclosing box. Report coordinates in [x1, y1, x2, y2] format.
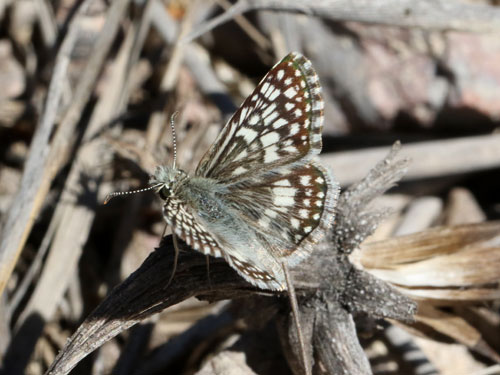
[163, 196, 222, 258]
[163, 192, 286, 290]
[223, 159, 339, 265]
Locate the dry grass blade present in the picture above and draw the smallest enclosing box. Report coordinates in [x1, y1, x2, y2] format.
[362, 221, 500, 268]
[0, 0, 130, 297]
[0, 3, 79, 296]
[410, 304, 500, 362]
[148, 1, 237, 117]
[361, 222, 500, 363]
[33, 0, 57, 46]
[13, 19, 141, 337]
[361, 221, 500, 301]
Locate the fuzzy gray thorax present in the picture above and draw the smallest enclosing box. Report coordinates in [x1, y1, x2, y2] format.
[150, 165, 228, 223]
[150, 165, 259, 250]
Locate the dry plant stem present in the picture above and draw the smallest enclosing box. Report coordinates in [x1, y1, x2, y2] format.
[183, 0, 500, 44]
[116, 0, 155, 113]
[145, 0, 197, 149]
[471, 365, 500, 375]
[282, 262, 311, 375]
[0, 294, 10, 357]
[394, 196, 442, 236]
[101, 4, 163, 286]
[323, 134, 500, 186]
[0, 100, 25, 128]
[0, 0, 81, 296]
[0, 0, 130, 297]
[161, 2, 196, 91]
[0, 0, 9, 19]
[11, 30, 137, 373]
[5, 11, 145, 375]
[413, 304, 500, 362]
[149, 0, 236, 115]
[35, 0, 73, 107]
[6, 208, 61, 322]
[262, 12, 291, 59]
[214, 0, 272, 50]
[150, 0, 226, 95]
[11, 0, 132, 328]
[45, 245, 243, 375]
[34, 0, 57, 46]
[45, 239, 415, 375]
[445, 188, 486, 226]
[314, 302, 372, 374]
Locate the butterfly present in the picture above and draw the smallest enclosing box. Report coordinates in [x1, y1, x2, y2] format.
[107, 52, 339, 291]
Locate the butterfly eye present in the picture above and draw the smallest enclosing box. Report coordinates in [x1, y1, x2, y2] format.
[158, 186, 170, 200]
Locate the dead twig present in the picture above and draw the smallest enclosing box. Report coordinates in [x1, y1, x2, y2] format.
[149, 0, 237, 117]
[183, 0, 500, 44]
[322, 134, 500, 186]
[0, 0, 82, 296]
[0, 0, 130, 298]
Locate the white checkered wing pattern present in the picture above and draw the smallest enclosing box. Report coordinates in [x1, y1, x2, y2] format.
[224, 159, 338, 266]
[163, 196, 287, 290]
[189, 52, 339, 290]
[196, 52, 324, 182]
[163, 197, 222, 258]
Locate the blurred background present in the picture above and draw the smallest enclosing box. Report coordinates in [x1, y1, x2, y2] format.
[0, 0, 499, 374]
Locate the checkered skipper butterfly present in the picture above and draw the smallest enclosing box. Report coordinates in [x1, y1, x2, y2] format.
[107, 52, 339, 291]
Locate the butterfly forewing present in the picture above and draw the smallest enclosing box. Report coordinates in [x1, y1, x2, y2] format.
[195, 53, 324, 182]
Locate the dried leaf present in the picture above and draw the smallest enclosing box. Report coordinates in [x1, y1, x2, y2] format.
[360, 222, 500, 302]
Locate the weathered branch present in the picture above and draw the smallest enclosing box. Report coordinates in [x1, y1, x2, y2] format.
[184, 0, 500, 43]
[46, 143, 416, 375]
[322, 134, 500, 186]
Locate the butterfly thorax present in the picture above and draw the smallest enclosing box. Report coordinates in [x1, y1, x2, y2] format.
[151, 165, 229, 224]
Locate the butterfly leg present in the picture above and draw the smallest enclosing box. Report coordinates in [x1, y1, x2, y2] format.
[159, 220, 171, 240]
[205, 255, 212, 289]
[165, 231, 180, 289]
[282, 261, 311, 375]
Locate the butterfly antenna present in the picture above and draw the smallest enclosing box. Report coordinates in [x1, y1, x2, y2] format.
[170, 112, 179, 169]
[104, 184, 162, 204]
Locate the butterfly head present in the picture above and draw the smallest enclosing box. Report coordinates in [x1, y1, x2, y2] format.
[150, 165, 187, 201]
